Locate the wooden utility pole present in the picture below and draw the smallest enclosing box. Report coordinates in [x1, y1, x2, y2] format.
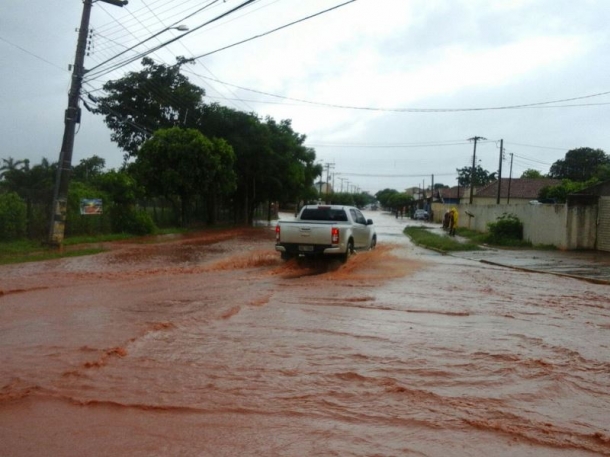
[48, 0, 127, 247]
[507, 153, 514, 204]
[496, 139, 503, 204]
[468, 136, 486, 204]
[324, 162, 335, 203]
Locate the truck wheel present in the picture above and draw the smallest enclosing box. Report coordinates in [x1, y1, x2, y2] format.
[341, 240, 354, 263]
[280, 252, 293, 261]
[369, 236, 377, 250]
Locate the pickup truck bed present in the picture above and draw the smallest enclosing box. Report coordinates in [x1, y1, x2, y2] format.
[275, 205, 376, 262]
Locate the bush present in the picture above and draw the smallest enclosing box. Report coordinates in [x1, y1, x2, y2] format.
[0, 192, 27, 241]
[486, 213, 523, 244]
[117, 209, 157, 236]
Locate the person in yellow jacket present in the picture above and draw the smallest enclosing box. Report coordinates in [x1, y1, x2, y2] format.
[449, 207, 458, 236]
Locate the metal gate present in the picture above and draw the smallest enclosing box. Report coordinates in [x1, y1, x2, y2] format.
[598, 197, 610, 252]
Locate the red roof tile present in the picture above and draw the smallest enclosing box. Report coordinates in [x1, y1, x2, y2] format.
[474, 178, 560, 199]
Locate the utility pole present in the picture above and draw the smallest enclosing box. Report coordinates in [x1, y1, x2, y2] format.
[496, 139, 503, 204]
[467, 136, 486, 204]
[324, 162, 335, 203]
[507, 152, 514, 204]
[48, 0, 127, 248]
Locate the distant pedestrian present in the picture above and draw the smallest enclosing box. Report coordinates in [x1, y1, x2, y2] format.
[443, 210, 451, 231]
[448, 207, 458, 236]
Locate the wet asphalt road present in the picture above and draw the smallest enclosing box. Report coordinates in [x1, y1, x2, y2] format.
[1, 213, 609, 456]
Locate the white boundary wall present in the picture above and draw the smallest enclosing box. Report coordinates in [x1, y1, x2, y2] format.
[434, 203, 568, 249]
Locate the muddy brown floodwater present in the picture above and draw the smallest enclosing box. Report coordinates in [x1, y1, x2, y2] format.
[1, 214, 609, 457]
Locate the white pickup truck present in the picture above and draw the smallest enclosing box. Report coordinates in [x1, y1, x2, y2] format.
[275, 205, 377, 262]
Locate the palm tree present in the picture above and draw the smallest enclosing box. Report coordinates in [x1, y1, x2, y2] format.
[0, 157, 28, 178]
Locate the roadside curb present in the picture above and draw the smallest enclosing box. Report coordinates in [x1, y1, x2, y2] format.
[479, 259, 610, 286]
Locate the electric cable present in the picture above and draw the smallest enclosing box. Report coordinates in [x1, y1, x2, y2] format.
[185, 0, 357, 62]
[192, 74, 610, 113]
[85, 0, 259, 80]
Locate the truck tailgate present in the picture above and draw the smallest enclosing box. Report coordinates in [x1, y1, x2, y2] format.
[279, 222, 333, 245]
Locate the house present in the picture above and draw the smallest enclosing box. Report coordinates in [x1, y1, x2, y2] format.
[435, 186, 467, 205]
[314, 181, 333, 195]
[405, 187, 425, 200]
[472, 178, 560, 205]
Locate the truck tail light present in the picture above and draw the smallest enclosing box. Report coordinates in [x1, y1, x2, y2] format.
[275, 225, 280, 242]
[331, 227, 339, 244]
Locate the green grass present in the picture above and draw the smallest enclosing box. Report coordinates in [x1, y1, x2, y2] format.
[404, 227, 481, 252]
[454, 227, 488, 243]
[0, 242, 106, 265]
[454, 227, 534, 248]
[0, 227, 202, 265]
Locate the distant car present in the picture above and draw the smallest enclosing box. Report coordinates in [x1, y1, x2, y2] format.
[413, 209, 429, 220]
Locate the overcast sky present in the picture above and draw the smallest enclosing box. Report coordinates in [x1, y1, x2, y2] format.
[2, 0, 609, 194]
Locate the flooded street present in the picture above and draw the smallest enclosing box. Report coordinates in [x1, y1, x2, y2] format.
[1, 214, 609, 456]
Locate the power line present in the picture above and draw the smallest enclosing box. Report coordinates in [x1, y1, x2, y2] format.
[0, 35, 67, 72]
[307, 140, 495, 149]
[185, 0, 357, 62]
[504, 141, 568, 151]
[336, 172, 456, 178]
[86, 0, 258, 80]
[192, 73, 610, 113]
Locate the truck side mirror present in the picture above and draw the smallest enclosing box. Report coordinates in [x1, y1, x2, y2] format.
[367, 219, 373, 225]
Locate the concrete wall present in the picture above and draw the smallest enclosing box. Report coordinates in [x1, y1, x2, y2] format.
[566, 201, 598, 250]
[431, 202, 592, 249]
[432, 183, 610, 250]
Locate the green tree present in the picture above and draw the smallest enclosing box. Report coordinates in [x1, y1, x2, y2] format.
[131, 127, 236, 226]
[94, 170, 156, 235]
[388, 192, 413, 212]
[96, 61, 320, 225]
[593, 163, 610, 182]
[539, 178, 598, 203]
[375, 188, 399, 209]
[0, 157, 28, 179]
[548, 147, 610, 182]
[96, 57, 205, 158]
[197, 104, 321, 224]
[0, 192, 27, 241]
[1, 158, 56, 238]
[330, 192, 355, 206]
[72, 155, 106, 183]
[520, 169, 544, 179]
[457, 165, 496, 187]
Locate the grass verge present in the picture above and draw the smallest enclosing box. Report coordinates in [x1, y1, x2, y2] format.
[404, 227, 481, 252]
[0, 244, 106, 265]
[0, 227, 191, 265]
[454, 227, 534, 248]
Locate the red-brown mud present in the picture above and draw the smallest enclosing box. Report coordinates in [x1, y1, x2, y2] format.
[1, 218, 609, 456]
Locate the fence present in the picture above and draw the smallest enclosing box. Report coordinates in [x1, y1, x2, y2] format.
[432, 201, 598, 250]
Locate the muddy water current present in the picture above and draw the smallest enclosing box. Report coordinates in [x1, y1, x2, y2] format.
[1, 215, 609, 456]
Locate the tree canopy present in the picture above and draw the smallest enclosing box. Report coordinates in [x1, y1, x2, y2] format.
[456, 165, 496, 187]
[548, 147, 610, 182]
[131, 127, 236, 225]
[520, 169, 544, 179]
[95, 60, 321, 224]
[96, 57, 205, 158]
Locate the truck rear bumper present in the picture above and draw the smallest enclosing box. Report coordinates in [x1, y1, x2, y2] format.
[275, 243, 343, 256]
